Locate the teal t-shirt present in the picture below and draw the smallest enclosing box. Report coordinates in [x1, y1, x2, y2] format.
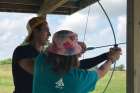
[33, 54, 99, 93]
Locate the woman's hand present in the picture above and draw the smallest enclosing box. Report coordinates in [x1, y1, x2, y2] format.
[107, 47, 122, 63]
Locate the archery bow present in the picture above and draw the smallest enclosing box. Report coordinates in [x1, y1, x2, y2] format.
[83, 0, 126, 93]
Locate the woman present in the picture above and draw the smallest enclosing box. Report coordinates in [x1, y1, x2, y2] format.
[12, 16, 51, 93]
[33, 30, 121, 93]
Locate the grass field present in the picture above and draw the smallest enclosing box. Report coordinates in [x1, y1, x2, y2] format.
[0, 64, 126, 93]
[0, 64, 14, 93]
[93, 71, 126, 93]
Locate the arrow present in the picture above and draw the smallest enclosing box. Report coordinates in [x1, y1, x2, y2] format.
[86, 42, 126, 51]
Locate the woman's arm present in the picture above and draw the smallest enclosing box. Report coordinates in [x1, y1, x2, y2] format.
[97, 47, 122, 78]
[97, 60, 112, 78]
[79, 52, 109, 69]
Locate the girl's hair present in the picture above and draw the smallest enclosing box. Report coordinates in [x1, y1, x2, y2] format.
[46, 52, 79, 75]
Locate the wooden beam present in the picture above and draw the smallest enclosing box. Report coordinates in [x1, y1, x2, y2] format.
[0, 3, 40, 13]
[0, 0, 42, 6]
[78, 0, 97, 8]
[38, 0, 69, 16]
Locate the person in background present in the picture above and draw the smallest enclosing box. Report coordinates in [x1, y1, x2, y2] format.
[12, 16, 51, 93]
[33, 30, 122, 93]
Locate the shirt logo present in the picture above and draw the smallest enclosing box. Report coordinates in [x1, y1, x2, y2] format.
[55, 78, 64, 90]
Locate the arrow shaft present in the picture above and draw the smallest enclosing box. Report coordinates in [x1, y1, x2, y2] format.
[86, 42, 126, 51]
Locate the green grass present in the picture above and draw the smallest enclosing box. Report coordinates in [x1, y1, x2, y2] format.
[0, 64, 126, 93]
[92, 71, 126, 93]
[0, 64, 14, 93]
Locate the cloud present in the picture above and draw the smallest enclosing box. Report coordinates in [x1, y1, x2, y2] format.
[55, 0, 126, 44]
[76, 0, 126, 19]
[0, 13, 36, 59]
[116, 15, 126, 43]
[57, 13, 98, 31]
[100, 0, 126, 17]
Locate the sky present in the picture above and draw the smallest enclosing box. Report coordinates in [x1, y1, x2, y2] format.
[0, 0, 126, 67]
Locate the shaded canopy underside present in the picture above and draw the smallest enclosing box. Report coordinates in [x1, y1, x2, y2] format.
[0, 0, 97, 15]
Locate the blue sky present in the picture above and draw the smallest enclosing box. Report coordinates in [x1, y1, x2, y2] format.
[0, 0, 126, 67]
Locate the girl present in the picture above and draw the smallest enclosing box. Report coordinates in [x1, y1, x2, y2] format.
[33, 30, 121, 93]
